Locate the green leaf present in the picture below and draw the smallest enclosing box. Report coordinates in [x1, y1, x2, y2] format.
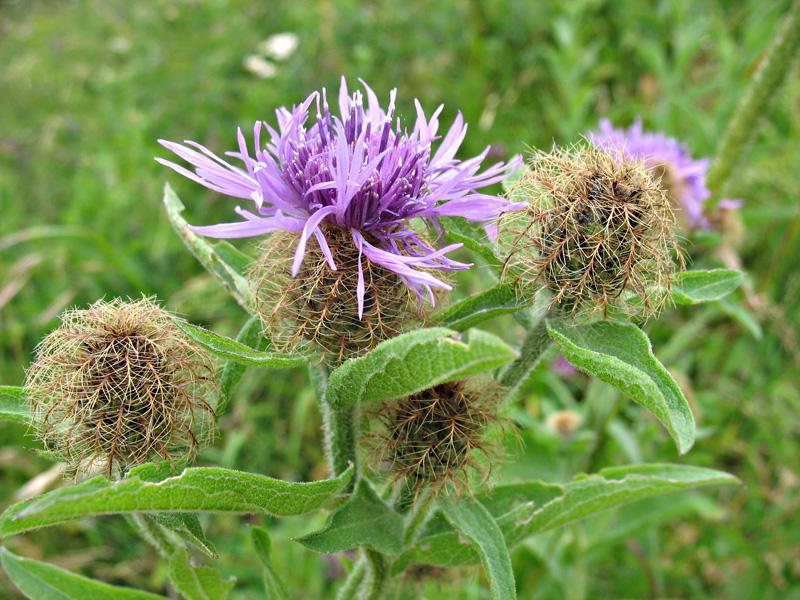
[295, 479, 404, 555]
[150, 513, 218, 559]
[251, 527, 290, 599]
[0, 385, 30, 425]
[434, 283, 528, 331]
[0, 547, 164, 599]
[671, 269, 744, 305]
[163, 184, 252, 309]
[546, 319, 695, 454]
[439, 495, 516, 600]
[217, 316, 271, 416]
[211, 241, 253, 275]
[327, 328, 517, 410]
[397, 464, 737, 570]
[168, 550, 235, 600]
[716, 297, 763, 339]
[175, 321, 310, 368]
[440, 216, 501, 268]
[0, 463, 353, 538]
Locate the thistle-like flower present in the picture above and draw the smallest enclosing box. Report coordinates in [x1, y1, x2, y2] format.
[501, 144, 680, 317]
[367, 378, 501, 494]
[157, 78, 521, 359]
[26, 298, 216, 477]
[588, 118, 741, 229]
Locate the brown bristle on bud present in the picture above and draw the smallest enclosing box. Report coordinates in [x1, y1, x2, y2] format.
[500, 145, 681, 317]
[25, 298, 216, 478]
[251, 226, 425, 364]
[366, 378, 502, 494]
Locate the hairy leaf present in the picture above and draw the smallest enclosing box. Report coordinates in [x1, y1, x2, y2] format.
[440, 216, 502, 268]
[217, 316, 271, 416]
[163, 184, 252, 309]
[439, 495, 516, 600]
[434, 283, 528, 331]
[150, 513, 218, 559]
[296, 479, 404, 555]
[327, 328, 517, 409]
[0, 463, 353, 538]
[546, 319, 695, 454]
[0, 385, 30, 425]
[168, 550, 235, 600]
[251, 527, 289, 600]
[175, 321, 310, 368]
[671, 269, 744, 305]
[396, 464, 737, 569]
[0, 547, 164, 599]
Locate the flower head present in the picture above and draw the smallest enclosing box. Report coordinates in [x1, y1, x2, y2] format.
[588, 118, 729, 229]
[26, 298, 216, 477]
[501, 144, 680, 318]
[157, 77, 521, 319]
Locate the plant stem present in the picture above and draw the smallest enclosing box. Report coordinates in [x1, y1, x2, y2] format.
[336, 558, 366, 600]
[360, 550, 388, 600]
[498, 319, 552, 401]
[403, 488, 436, 546]
[706, 0, 800, 198]
[310, 363, 358, 483]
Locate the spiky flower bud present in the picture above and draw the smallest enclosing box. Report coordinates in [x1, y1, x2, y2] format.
[501, 145, 680, 317]
[366, 378, 502, 493]
[252, 227, 423, 363]
[25, 298, 216, 477]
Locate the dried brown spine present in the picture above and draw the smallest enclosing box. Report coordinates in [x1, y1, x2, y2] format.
[26, 298, 216, 477]
[250, 226, 427, 364]
[501, 145, 681, 318]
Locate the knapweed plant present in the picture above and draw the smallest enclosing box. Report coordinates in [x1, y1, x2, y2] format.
[8, 48, 798, 595]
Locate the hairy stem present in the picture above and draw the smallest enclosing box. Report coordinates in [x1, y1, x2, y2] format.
[403, 488, 436, 546]
[706, 0, 800, 198]
[309, 363, 358, 483]
[360, 550, 388, 600]
[498, 319, 552, 401]
[336, 558, 366, 600]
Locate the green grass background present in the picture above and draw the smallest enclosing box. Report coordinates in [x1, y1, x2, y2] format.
[1, 0, 798, 598]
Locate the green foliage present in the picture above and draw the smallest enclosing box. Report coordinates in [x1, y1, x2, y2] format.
[168, 549, 235, 600]
[0, 386, 29, 425]
[174, 321, 310, 368]
[0, 547, 164, 599]
[327, 327, 517, 409]
[296, 480, 404, 555]
[433, 283, 526, 331]
[671, 269, 744, 305]
[0, 463, 353, 538]
[163, 185, 252, 309]
[546, 319, 696, 454]
[250, 527, 289, 600]
[439, 495, 517, 600]
[216, 316, 271, 415]
[396, 464, 738, 570]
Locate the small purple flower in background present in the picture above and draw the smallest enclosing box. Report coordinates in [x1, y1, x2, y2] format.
[157, 77, 522, 317]
[588, 118, 740, 229]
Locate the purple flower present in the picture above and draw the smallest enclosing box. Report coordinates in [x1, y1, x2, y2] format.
[588, 118, 739, 229]
[157, 78, 522, 317]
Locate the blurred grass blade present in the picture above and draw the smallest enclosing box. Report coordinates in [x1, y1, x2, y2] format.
[0, 385, 30, 425]
[163, 184, 252, 309]
[327, 327, 517, 410]
[547, 319, 695, 454]
[434, 283, 528, 331]
[168, 549, 235, 600]
[295, 479, 404, 555]
[0, 463, 354, 538]
[671, 269, 744, 305]
[0, 547, 165, 599]
[439, 495, 516, 600]
[174, 320, 310, 368]
[716, 297, 763, 339]
[251, 527, 289, 600]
